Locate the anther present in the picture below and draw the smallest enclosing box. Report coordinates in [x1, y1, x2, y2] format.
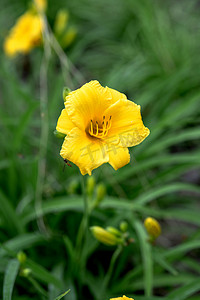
[96, 121, 99, 135]
[103, 116, 105, 120]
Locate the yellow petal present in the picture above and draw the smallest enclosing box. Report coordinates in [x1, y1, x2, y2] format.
[64, 80, 122, 131]
[104, 99, 150, 147]
[60, 127, 109, 175]
[108, 146, 130, 170]
[110, 296, 134, 300]
[56, 108, 75, 135]
[105, 86, 127, 102]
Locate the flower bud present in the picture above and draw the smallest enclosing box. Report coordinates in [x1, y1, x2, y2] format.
[63, 87, 71, 101]
[54, 9, 69, 35]
[96, 183, 106, 204]
[20, 268, 32, 277]
[120, 221, 128, 233]
[106, 226, 121, 237]
[68, 179, 79, 194]
[90, 226, 122, 246]
[34, 0, 47, 12]
[144, 217, 161, 240]
[54, 130, 66, 139]
[17, 251, 27, 264]
[86, 176, 95, 197]
[62, 27, 77, 48]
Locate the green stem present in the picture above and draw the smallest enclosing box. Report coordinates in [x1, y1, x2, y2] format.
[75, 176, 89, 266]
[35, 13, 51, 235]
[27, 276, 48, 298]
[100, 246, 122, 297]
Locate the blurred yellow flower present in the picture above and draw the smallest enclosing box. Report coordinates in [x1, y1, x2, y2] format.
[110, 295, 134, 300]
[4, 11, 43, 57]
[56, 80, 149, 175]
[144, 217, 161, 240]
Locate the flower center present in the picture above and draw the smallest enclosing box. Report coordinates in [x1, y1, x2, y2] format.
[89, 115, 112, 138]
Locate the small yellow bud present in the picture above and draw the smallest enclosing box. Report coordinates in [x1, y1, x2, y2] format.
[110, 296, 134, 300]
[20, 268, 32, 277]
[90, 226, 122, 246]
[144, 217, 161, 239]
[17, 251, 27, 264]
[86, 176, 95, 196]
[120, 221, 128, 233]
[34, 0, 47, 12]
[54, 9, 69, 35]
[106, 226, 122, 237]
[62, 27, 77, 48]
[96, 183, 106, 204]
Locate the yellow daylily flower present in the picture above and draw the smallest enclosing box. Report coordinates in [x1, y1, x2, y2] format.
[110, 296, 134, 300]
[56, 80, 150, 175]
[4, 11, 43, 57]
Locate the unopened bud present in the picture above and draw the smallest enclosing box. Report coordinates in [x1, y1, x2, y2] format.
[34, 0, 47, 12]
[54, 9, 69, 35]
[120, 221, 128, 233]
[54, 130, 66, 139]
[96, 183, 106, 204]
[20, 268, 31, 277]
[106, 226, 121, 237]
[144, 217, 161, 240]
[17, 251, 27, 264]
[90, 226, 122, 246]
[63, 87, 71, 101]
[86, 176, 95, 197]
[62, 27, 77, 48]
[68, 179, 79, 194]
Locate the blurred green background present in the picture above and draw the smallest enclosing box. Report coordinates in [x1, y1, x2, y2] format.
[0, 0, 200, 299]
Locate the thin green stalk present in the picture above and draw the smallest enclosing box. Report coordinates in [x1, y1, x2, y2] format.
[28, 276, 48, 298]
[75, 176, 89, 265]
[35, 12, 51, 235]
[99, 246, 122, 299]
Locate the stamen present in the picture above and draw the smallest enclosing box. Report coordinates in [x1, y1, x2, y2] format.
[90, 120, 93, 134]
[96, 121, 98, 135]
[103, 116, 105, 120]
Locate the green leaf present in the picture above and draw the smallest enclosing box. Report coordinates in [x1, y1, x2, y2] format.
[25, 259, 62, 288]
[3, 259, 20, 300]
[54, 289, 70, 300]
[166, 278, 200, 300]
[0, 190, 24, 234]
[153, 251, 178, 276]
[163, 240, 200, 260]
[0, 233, 45, 258]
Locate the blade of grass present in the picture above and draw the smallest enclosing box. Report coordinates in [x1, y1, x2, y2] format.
[3, 259, 20, 300]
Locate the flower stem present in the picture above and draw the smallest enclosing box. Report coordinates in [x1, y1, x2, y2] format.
[75, 175, 89, 268]
[100, 246, 122, 299]
[35, 13, 51, 236]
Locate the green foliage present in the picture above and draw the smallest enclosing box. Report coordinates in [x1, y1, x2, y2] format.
[0, 0, 200, 299]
